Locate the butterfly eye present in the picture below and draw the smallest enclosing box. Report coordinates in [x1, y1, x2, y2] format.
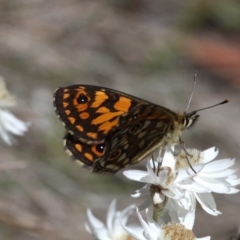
[96, 144, 105, 153]
[78, 94, 88, 103]
[108, 149, 122, 161]
[129, 123, 142, 134]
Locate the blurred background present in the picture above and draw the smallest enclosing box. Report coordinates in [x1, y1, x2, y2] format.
[0, 0, 240, 239]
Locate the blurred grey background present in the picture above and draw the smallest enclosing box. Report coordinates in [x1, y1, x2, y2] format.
[0, 0, 240, 239]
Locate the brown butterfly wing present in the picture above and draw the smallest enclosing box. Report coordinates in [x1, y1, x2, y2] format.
[93, 104, 182, 173]
[63, 103, 181, 173]
[54, 85, 146, 144]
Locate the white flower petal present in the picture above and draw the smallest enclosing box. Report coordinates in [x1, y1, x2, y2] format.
[202, 159, 235, 173]
[86, 209, 105, 230]
[137, 209, 159, 240]
[195, 193, 221, 216]
[180, 181, 211, 193]
[0, 109, 29, 145]
[153, 192, 165, 205]
[200, 169, 236, 178]
[122, 225, 145, 240]
[119, 204, 136, 225]
[162, 188, 184, 199]
[182, 210, 196, 230]
[227, 177, 240, 186]
[226, 188, 239, 194]
[200, 147, 219, 163]
[196, 237, 211, 240]
[123, 170, 151, 183]
[86, 200, 134, 240]
[157, 169, 170, 185]
[0, 124, 13, 145]
[131, 185, 149, 198]
[106, 200, 117, 233]
[162, 151, 176, 169]
[193, 176, 229, 193]
[131, 191, 145, 198]
[176, 164, 204, 183]
[0, 110, 29, 134]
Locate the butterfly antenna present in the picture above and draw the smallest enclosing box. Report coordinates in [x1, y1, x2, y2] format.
[195, 99, 229, 112]
[185, 72, 197, 113]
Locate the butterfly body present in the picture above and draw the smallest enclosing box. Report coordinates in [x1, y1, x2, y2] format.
[53, 85, 199, 174]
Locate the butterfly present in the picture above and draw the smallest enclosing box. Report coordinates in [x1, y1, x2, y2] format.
[53, 84, 227, 174]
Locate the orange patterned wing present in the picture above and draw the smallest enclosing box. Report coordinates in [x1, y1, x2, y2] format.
[53, 85, 145, 144]
[63, 103, 182, 174]
[64, 132, 105, 168]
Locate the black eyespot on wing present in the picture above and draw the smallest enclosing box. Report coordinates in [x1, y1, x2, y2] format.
[78, 93, 88, 103]
[96, 143, 105, 153]
[64, 132, 104, 167]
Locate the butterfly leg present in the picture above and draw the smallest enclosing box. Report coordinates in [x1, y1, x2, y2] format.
[178, 137, 196, 173]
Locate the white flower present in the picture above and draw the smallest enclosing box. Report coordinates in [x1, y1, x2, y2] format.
[85, 199, 136, 240]
[177, 147, 240, 194]
[177, 147, 240, 215]
[123, 208, 210, 240]
[123, 147, 240, 217]
[123, 150, 196, 219]
[0, 77, 29, 145]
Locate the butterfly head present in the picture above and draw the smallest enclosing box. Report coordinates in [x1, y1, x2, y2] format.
[183, 99, 228, 129]
[184, 111, 199, 129]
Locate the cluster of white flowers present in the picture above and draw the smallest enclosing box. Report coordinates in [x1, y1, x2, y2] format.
[0, 77, 29, 145]
[85, 147, 240, 240]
